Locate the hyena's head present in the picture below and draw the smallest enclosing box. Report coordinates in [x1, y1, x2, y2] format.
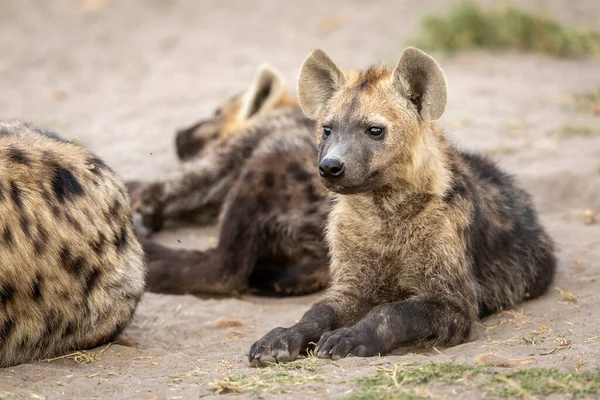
[298, 48, 447, 194]
[175, 63, 296, 161]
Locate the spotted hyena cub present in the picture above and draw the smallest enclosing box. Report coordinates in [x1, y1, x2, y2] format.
[0, 121, 145, 367]
[249, 48, 556, 364]
[130, 64, 330, 296]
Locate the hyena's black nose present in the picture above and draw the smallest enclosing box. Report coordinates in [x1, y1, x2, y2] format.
[319, 158, 345, 179]
[175, 128, 193, 160]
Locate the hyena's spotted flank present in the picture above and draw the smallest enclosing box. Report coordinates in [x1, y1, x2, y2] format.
[249, 48, 556, 364]
[0, 120, 145, 368]
[129, 64, 330, 296]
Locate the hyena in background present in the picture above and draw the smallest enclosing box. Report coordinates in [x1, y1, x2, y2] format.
[130, 64, 330, 296]
[249, 48, 556, 364]
[0, 121, 145, 368]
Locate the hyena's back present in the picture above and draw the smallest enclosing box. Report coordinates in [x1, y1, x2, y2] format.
[0, 120, 145, 367]
[456, 151, 556, 317]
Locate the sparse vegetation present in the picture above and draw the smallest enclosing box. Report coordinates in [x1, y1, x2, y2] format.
[412, 2, 600, 58]
[210, 358, 324, 395]
[348, 362, 489, 399]
[553, 125, 600, 138]
[488, 368, 600, 398]
[484, 146, 522, 155]
[572, 88, 600, 115]
[348, 362, 600, 399]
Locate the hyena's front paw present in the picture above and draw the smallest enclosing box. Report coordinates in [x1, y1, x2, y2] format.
[130, 182, 166, 236]
[248, 327, 306, 367]
[315, 327, 380, 360]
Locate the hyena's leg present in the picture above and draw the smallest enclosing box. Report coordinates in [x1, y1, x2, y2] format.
[143, 156, 292, 294]
[142, 186, 265, 294]
[314, 296, 475, 360]
[131, 153, 243, 235]
[248, 299, 341, 365]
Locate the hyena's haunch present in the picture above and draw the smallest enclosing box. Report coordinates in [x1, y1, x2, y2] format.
[129, 64, 330, 296]
[249, 48, 556, 364]
[0, 121, 145, 367]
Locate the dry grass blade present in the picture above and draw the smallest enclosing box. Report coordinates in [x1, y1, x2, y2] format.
[555, 287, 578, 303]
[475, 353, 535, 368]
[210, 378, 248, 394]
[40, 343, 112, 364]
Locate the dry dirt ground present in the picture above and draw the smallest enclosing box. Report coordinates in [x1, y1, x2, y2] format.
[1, 0, 600, 399]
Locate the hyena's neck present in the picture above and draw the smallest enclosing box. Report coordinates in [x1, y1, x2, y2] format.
[402, 122, 453, 197]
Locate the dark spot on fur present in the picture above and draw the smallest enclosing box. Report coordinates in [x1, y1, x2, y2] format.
[43, 309, 62, 338]
[0, 315, 15, 342]
[92, 232, 107, 255]
[18, 335, 29, 349]
[19, 215, 31, 236]
[60, 247, 85, 276]
[63, 320, 77, 337]
[306, 205, 321, 215]
[2, 226, 13, 246]
[256, 195, 268, 212]
[287, 162, 311, 182]
[10, 181, 23, 209]
[52, 166, 84, 203]
[109, 199, 122, 217]
[83, 267, 101, 295]
[443, 164, 469, 203]
[305, 184, 322, 202]
[263, 172, 275, 188]
[114, 227, 128, 252]
[65, 213, 83, 233]
[0, 284, 16, 304]
[42, 150, 56, 163]
[110, 320, 128, 341]
[31, 275, 43, 301]
[8, 147, 30, 165]
[243, 171, 255, 182]
[86, 157, 109, 175]
[51, 204, 62, 219]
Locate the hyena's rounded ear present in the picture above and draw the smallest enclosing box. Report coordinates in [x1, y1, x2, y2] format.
[240, 63, 288, 120]
[298, 49, 346, 120]
[391, 47, 447, 121]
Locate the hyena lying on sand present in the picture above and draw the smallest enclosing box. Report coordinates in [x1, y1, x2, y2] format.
[249, 48, 556, 364]
[130, 65, 330, 296]
[0, 121, 145, 368]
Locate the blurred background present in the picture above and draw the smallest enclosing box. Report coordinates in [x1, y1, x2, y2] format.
[1, 0, 598, 184]
[1, 1, 599, 398]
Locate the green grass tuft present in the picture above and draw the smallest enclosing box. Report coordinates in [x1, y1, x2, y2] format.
[348, 362, 600, 399]
[210, 358, 323, 395]
[412, 2, 600, 57]
[488, 367, 600, 398]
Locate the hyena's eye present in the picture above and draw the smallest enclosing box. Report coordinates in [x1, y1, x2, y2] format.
[367, 127, 384, 138]
[323, 126, 332, 138]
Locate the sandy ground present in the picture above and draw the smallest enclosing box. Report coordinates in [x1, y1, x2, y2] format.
[1, 0, 600, 398]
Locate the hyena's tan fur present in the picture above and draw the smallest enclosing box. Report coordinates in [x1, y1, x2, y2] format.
[129, 65, 329, 296]
[0, 121, 145, 367]
[249, 48, 555, 364]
